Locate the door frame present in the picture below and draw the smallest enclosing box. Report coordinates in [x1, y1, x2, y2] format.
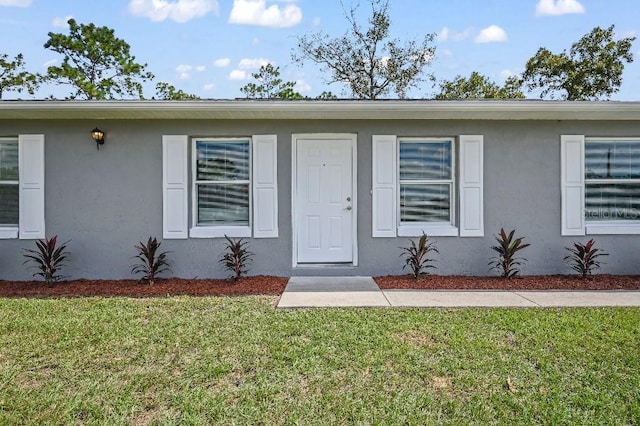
[291, 133, 358, 267]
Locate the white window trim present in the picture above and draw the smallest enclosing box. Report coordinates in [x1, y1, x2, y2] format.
[189, 137, 252, 239]
[397, 137, 457, 237]
[584, 137, 640, 235]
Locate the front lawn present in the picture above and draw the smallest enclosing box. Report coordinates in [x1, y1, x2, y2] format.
[0, 296, 638, 424]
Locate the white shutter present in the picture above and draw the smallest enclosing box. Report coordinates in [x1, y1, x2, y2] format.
[252, 134, 278, 238]
[372, 135, 397, 237]
[459, 135, 484, 237]
[162, 135, 188, 239]
[18, 134, 45, 239]
[561, 135, 585, 236]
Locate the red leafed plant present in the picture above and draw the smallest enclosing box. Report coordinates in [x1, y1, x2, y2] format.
[489, 228, 530, 279]
[564, 239, 608, 278]
[399, 232, 439, 279]
[131, 237, 171, 284]
[219, 235, 253, 281]
[22, 235, 70, 283]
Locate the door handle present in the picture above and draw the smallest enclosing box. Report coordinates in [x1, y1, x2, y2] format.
[344, 205, 352, 211]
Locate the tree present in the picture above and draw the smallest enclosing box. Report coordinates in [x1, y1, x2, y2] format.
[522, 25, 635, 100]
[240, 64, 302, 99]
[436, 72, 524, 99]
[292, 0, 436, 99]
[155, 82, 199, 100]
[0, 53, 39, 99]
[44, 19, 154, 99]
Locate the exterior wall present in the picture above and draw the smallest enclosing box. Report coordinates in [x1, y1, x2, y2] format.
[1, 118, 639, 280]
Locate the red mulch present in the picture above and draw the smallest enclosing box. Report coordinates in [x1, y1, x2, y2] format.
[0, 275, 289, 298]
[374, 274, 640, 290]
[2, 274, 639, 299]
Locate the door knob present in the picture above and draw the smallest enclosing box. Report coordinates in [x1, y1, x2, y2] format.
[344, 205, 352, 211]
[346, 197, 351, 201]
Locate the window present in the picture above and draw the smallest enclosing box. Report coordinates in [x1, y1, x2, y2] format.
[162, 134, 278, 240]
[0, 137, 19, 228]
[372, 134, 483, 238]
[585, 139, 640, 222]
[194, 138, 251, 227]
[0, 134, 45, 240]
[561, 135, 640, 236]
[398, 138, 454, 226]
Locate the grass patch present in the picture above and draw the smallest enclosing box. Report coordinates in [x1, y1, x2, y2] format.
[0, 297, 638, 424]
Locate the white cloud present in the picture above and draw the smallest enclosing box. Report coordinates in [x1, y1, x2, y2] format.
[312, 17, 321, 27]
[252, 37, 260, 46]
[0, 0, 31, 7]
[438, 26, 473, 42]
[499, 69, 519, 80]
[229, 69, 248, 80]
[214, 58, 230, 67]
[43, 59, 58, 68]
[295, 79, 311, 93]
[195, 65, 206, 72]
[203, 83, 215, 91]
[474, 25, 508, 43]
[128, 0, 219, 23]
[535, 0, 585, 16]
[238, 57, 269, 69]
[229, 0, 302, 28]
[176, 64, 192, 79]
[52, 15, 72, 27]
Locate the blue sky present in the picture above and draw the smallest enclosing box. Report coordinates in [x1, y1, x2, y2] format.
[1, 0, 638, 100]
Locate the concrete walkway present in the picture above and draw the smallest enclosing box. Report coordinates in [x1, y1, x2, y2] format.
[277, 276, 640, 308]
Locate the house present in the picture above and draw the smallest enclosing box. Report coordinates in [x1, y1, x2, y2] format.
[0, 99, 639, 280]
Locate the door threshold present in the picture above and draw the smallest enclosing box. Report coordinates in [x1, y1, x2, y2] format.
[295, 263, 356, 268]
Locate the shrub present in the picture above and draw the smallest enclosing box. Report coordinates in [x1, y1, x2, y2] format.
[131, 237, 171, 284]
[22, 235, 70, 283]
[219, 235, 253, 281]
[489, 228, 530, 278]
[399, 232, 439, 279]
[564, 239, 608, 278]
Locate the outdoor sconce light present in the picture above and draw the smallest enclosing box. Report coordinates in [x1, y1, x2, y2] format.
[91, 127, 105, 149]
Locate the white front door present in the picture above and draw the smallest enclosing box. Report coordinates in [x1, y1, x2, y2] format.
[295, 136, 355, 263]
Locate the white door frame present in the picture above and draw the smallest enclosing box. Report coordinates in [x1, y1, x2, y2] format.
[291, 133, 358, 267]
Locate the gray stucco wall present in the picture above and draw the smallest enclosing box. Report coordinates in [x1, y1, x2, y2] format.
[1, 118, 639, 280]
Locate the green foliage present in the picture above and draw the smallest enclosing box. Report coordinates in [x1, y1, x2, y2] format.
[154, 82, 200, 100]
[315, 90, 338, 100]
[489, 228, 530, 278]
[0, 53, 40, 99]
[22, 235, 70, 282]
[44, 18, 154, 99]
[399, 232, 438, 279]
[564, 239, 608, 278]
[293, 0, 436, 99]
[436, 72, 524, 99]
[219, 235, 253, 281]
[131, 237, 171, 284]
[522, 25, 635, 100]
[240, 64, 302, 99]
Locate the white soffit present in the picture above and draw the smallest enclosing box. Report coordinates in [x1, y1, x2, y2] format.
[0, 100, 639, 120]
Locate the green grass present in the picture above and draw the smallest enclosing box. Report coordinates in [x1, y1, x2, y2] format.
[0, 296, 638, 425]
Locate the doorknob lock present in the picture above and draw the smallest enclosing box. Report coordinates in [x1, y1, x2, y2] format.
[344, 205, 352, 211]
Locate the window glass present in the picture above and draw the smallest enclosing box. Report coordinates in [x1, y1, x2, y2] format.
[0, 139, 18, 226]
[196, 141, 249, 181]
[194, 139, 250, 227]
[399, 141, 451, 180]
[400, 183, 451, 222]
[398, 139, 453, 224]
[585, 139, 640, 222]
[585, 141, 640, 179]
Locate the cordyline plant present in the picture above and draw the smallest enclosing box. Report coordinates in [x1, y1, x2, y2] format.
[400, 232, 439, 279]
[219, 235, 253, 281]
[22, 235, 70, 283]
[131, 237, 171, 284]
[564, 239, 608, 278]
[489, 228, 530, 279]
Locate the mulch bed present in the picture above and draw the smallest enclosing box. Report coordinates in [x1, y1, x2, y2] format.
[1, 274, 639, 299]
[374, 274, 640, 291]
[0, 275, 289, 298]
